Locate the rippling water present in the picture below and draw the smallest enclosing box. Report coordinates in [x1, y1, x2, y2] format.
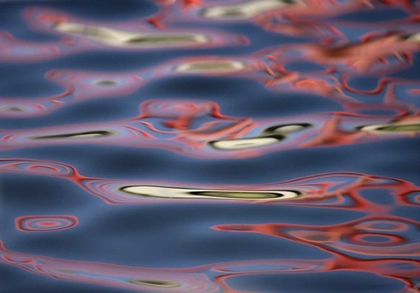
[1, 1, 419, 292]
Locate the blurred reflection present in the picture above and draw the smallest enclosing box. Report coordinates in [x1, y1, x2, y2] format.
[173, 60, 248, 74]
[201, 0, 304, 20]
[358, 120, 420, 134]
[54, 22, 210, 48]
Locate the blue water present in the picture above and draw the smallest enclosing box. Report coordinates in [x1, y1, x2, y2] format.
[1, 1, 419, 292]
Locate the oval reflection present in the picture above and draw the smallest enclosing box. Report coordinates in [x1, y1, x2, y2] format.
[201, 0, 303, 20]
[120, 185, 301, 201]
[129, 279, 180, 288]
[30, 130, 114, 140]
[173, 60, 247, 74]
[209, 135, 284, 150]
[358, 122, 420, 134]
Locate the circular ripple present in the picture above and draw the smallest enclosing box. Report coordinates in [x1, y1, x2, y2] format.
[0, 159, 77, 177]
[350, 233, 404, 246]
[355, 220, 409, 232]
[15, 215, 78, 232]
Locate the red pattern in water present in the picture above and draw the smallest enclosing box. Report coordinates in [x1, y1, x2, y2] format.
[15, 215, 78, 232]
[1, 1, 419, 292]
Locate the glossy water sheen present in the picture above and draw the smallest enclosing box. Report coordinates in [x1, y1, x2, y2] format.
[1, 1, 419, 292]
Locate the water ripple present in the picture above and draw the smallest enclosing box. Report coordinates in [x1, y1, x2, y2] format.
[1, 1, 419, 292]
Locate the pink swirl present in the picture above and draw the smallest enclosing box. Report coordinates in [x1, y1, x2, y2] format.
[15, 215, 78, 232]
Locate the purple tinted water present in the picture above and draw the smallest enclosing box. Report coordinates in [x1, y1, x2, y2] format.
[1, 1, 419, 292]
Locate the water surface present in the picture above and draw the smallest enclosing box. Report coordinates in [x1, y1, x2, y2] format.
[1, 1, 419, 292]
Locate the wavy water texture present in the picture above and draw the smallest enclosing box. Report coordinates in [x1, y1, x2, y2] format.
[1, 98, 419, 158]
[1, 158, 419, 206]
[1, 240, 419, 293]
[0, 1, 419, 293]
